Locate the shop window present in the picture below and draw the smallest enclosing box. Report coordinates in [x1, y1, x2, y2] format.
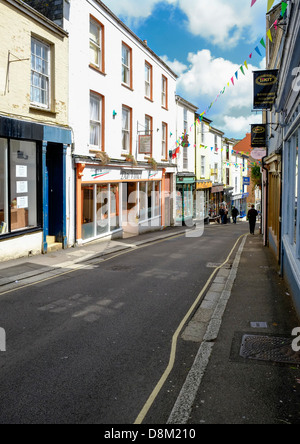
[82, 186, 94, 241]
[139, 182, 147, 221]
[110, 184, 120, 231]
[0, 139, 8, 235]
[10, 141, 37, 232]
[96, 185, 109, 236]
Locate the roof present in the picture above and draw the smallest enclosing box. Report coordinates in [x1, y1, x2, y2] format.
[234, 133, 252, 154]
[175, 95, 198, 112]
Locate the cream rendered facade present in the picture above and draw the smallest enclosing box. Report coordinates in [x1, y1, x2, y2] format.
[0, 0, 72, 262]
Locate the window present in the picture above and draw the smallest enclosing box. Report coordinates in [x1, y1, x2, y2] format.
[90, 93, 103, 150]
[162, 123, 168, 159]
[214, 135, 218, 153]
[162, 76, 168, 109]
[183, 146, 188, 170]
[122, 106, 131, 153]
[145, 62, 152, 100]
[295, 139, 298, 244]
[184, 109, 188, 133]
[201, 156, 206, 178]
[122, 43, 132, 88]
[31, 38, 50, 108]
[226, 168, 230, 186]
[0, 139, 40, 236]
[90, 17, 104, 71]
[0, 139, 8, 235]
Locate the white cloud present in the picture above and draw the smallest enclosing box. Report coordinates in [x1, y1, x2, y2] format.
[104, 0, 273, 48]
[162, 49, 263, 137]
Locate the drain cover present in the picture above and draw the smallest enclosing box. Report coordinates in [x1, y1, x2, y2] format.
[240, 335, 300, 365]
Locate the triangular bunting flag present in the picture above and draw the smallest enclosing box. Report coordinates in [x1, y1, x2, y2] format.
[281, 2, 288, 16]
[249, 53, 253, 59]
[244, 60, 248, 70]
[240, 66, 245, 75]
[260, 38, 266, 49]
[231, 77, 235, 86]
[274, 19, 278, 30]
[267, 0, 275, 12]
[251, 0, 258, 6]
[255, 46, 262, 56]
[235, 71, 239, 80]
[267, 29, 273, 43]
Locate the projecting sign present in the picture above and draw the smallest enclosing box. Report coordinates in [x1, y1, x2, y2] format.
[253, 70, 279, 110]
[251, 124, 266, 148]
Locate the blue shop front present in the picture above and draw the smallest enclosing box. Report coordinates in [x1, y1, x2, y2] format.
[0, 116, 72, 262]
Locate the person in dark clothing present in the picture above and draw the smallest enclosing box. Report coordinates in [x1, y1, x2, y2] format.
[219, 207, 225, 224]
[247, 205, 258, 235]
[231, 207, 239, 224]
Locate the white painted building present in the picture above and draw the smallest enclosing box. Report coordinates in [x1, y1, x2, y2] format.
[175, 96, 198, 226]
[61, 0, 178, 243]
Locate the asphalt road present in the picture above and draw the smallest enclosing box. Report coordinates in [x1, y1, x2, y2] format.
[0, 223, 248, 424]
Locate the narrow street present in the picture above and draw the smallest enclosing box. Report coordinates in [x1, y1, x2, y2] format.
[0, 223, 247, 424]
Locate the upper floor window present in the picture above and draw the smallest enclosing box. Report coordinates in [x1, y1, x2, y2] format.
[162, 76, 168, 109]
[184, 109, 188, 133]
[90, 17, 104, 72]
[122, 106, 132, 153]
[145, 62, 152, 100]
[162, 123, 168, 159]
[90, 92, 103, 150]
[31, 38, 50, 108]
[122, 43, 132, 88]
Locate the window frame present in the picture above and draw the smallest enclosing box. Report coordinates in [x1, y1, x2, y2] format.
[122, 105, 132, 154]
[145, 61, 153, 101]
[30, 37, 51, 110]
[122, 42, 133, 89]
[162, 75, 168, 109]
[89, 91, 105, 152]
[161, 122, 168, 160]
[89, 15, 105, 74]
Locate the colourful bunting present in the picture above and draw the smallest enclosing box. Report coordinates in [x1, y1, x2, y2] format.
[281, 2, 288, 16]
[267, 0, 275, 12]
[260, 38, 266, 49]
[267, 29, 273, 43]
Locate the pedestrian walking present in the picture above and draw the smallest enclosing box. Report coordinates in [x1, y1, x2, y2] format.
[219, 206, 225, 224]
[232, 207, 239, 224]
[247, 205, 258, 235]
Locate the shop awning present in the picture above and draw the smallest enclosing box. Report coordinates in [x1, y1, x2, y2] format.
[211, 185, 224, 194]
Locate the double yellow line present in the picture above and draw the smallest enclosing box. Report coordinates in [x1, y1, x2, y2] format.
[134, 233, 248, 424]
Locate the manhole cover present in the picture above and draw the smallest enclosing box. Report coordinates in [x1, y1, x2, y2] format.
[240, 335, 300, 365]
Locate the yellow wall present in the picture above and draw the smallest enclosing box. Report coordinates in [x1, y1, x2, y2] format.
[0, 0, 69, 126]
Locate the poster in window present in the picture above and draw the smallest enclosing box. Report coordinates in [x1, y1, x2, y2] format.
[16, 165, 28, 178]
[16, 181, 28, 194]
[17, 196, 28, 209]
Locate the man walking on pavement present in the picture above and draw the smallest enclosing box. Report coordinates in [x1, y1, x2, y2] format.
[232, 207, 239, 224]
[247, 205, 258, 235]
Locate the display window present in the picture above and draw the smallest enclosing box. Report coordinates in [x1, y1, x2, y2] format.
[0, 138, 41, 236]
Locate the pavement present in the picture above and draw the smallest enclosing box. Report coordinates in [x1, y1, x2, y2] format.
[166, 231, 300, 425]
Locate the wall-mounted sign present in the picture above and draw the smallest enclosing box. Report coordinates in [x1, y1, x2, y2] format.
[139, 135, 152, 155]
[251, 124, 267, 148]
[243, 177, 251, 186]
[251, 149, 267, 160]
[253, 70, 279, 110]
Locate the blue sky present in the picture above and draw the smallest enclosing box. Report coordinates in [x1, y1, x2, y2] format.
[104, 0, 282, 138]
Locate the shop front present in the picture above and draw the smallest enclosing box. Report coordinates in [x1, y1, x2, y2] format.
[196, 181, 212, 225]
[176, 174, 196, 227]
[76, 162, 164, 243]
[0, 116, 72, 261]
[209, 185, 224, 220]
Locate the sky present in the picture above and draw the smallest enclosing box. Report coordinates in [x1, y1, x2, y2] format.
[104, 0, 282, 139]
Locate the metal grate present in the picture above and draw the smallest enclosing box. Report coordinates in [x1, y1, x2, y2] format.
[240, 335, 300, 365]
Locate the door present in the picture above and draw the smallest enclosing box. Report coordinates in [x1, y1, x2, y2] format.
[46, 143, 64, 243]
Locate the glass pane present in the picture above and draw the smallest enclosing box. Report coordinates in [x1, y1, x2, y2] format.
[96, 185, 109, 236]
[10, 140, 37, 232]
[148, 182, 153, 219]
[295, 141, 298, 244]
[154, 182, 160, 218]
[0, 139, 8, 235]
[139, 182, 147, 221]
[110, 184, 120, 231]
[82, 186, 94, 240]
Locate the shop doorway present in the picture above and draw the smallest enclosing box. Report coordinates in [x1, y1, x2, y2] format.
[46, 143, 64, 248]
[122, 182, 138, 237]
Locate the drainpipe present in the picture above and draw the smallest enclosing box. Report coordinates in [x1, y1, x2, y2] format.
[262, 155, 269, 247]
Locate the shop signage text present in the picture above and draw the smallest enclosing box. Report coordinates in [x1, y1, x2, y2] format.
[253, 70, 279, 110]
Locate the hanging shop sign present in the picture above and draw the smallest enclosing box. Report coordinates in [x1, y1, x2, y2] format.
[253, 70, 279, 110]
[251, 124, 267, 148]
[139, 135, 152, 155]
[251, 148, 267, 160]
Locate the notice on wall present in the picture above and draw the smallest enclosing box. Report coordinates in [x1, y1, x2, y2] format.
[17, 196, 28, 209]
[16, 165, 28, 178]
[16, 181, 28, 194]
